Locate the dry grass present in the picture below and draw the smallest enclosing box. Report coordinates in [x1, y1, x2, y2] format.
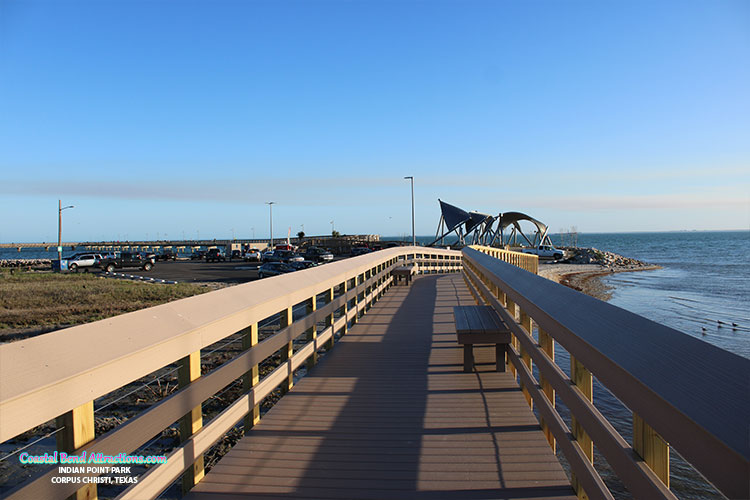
[0, 271, 209, 330]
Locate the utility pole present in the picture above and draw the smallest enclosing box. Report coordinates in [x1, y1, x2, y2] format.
[266, 202, 275, 247]
[404, 176, 415, 247]
[58, 200, 74, 261]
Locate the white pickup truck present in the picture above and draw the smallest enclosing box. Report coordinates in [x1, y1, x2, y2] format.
[521, 245, 564, 260]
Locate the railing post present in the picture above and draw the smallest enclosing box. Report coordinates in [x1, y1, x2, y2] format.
[178, 351, 204, 494]
[506, 297, 518, 378]
[241, 323, 260, 433]
[571, 355, 593, 499]
[341, 281, 349, 336]
[519, 311, 533, 408]
[633, 413, 670, 487]
[279, 306, 294, 394]
[56, 401, 96, 500]
[306, 295, 318, 370]
[325, 287, 335, 349]
[539, 328, 556, 452]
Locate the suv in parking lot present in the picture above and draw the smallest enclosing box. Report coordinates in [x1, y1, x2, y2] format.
[67, 253, 105, 271]
[304, 247, 334, 263]
[205, 248, 226, 262]
[258, 262, 295, 278]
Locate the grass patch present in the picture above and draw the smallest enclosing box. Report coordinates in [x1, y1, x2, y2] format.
[0, 271, 210, 330]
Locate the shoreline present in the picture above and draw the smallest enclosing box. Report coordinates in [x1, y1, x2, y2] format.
[538, 262, 661, 301]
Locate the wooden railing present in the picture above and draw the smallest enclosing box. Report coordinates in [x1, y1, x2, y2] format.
[461, 247, 750, 500]
[0, 247, 461, 500]
[468, 244, 538, 274]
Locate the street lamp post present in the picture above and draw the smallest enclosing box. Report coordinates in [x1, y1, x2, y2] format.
[266, 202, 275, 247]
[404, 176, 415, 247]
[58, 199, 74, 261]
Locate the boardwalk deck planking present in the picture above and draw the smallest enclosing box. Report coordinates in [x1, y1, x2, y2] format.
[186, 274, 574, 500]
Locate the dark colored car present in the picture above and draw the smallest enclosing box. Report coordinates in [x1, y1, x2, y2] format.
[205, 248, 226, 262]
[190, 250, 207, 260]
[156, 251, 177, 261]
[230, 250, 242, 260]
[96, 252, 155, 273]
[289, 260, 318, 270]
[258, 262, 295, 278]
[350, 247, 372, 256]
[304, 246, 334, 263]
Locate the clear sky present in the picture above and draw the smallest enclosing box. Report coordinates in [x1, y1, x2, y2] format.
[1, 0, 748, 243]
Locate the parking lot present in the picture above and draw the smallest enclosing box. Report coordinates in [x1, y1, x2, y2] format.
[103, 259, 263, 285]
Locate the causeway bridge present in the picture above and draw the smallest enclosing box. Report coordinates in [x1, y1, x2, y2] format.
[1, 247, 748, 499]
[0, 235, 381, 253]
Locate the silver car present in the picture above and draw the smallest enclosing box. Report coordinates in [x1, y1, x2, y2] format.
[68, 253, 105, 271]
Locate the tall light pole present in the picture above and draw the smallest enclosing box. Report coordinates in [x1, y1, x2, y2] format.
[330, 220, 334, 234]
[404, 176, 415, 247]
[58, 200, 74, 261]
[266, 202, 275, 247]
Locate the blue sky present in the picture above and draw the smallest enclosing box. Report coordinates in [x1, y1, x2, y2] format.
[1, 0, 748, 242]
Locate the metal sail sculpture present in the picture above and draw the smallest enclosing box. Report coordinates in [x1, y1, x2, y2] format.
[428, 200, 553, 248]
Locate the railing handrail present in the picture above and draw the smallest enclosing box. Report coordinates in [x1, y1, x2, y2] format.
[462, 247, 750, 499]
[468, 244, 538, 274]
[0, 246, 460, 443]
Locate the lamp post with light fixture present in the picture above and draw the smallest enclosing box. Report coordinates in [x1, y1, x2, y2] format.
[58, 199, 75, 262]
[404, 176, 415, 247]
[266, 202, 275, 248]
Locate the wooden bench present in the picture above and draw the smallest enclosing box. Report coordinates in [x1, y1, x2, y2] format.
[392, 265, 416, 285]
[453, 305, 511, 373]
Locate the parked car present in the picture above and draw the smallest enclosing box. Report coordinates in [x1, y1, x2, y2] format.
[190, 250, 207, 260]
[67, 253, 105, 271]
[230, 250, 242, 260]
[289, 260, 318, 270]
[273, 250, 304, 263]
[205, 248, 226, 262]
[304, 246, 334, 263]
[96, 252, 155, 273]
[350, 247, 372, 256]
[274, 244, 294, 251]
[521, 245, 564, 260]
[243, 249, 261, 262]
[258, 262, 295, 279]
[261, 249, 276, 262]
[156, 251, 177, 261]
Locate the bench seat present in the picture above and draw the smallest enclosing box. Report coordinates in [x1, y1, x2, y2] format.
[453, 305, 511, 373]
[392, 265, 417, 285]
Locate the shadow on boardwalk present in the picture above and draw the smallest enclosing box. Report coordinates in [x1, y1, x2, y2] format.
[186, 274, 574, 500]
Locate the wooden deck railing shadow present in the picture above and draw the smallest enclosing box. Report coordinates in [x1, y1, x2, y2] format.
[0, 247, 462, 500]
[268, 276, 440, 495]
[461, 246, 750, 500]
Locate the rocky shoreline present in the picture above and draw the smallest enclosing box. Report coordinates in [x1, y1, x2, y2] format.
[538, 247, 660, 301]
[0, 259, 51, 269]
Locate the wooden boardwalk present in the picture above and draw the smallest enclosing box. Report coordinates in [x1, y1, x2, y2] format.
[186, 274, 575, 500]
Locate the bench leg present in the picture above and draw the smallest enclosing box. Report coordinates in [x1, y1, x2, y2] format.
[496, 344, 506, 372]
[463, 344, 474, 373]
